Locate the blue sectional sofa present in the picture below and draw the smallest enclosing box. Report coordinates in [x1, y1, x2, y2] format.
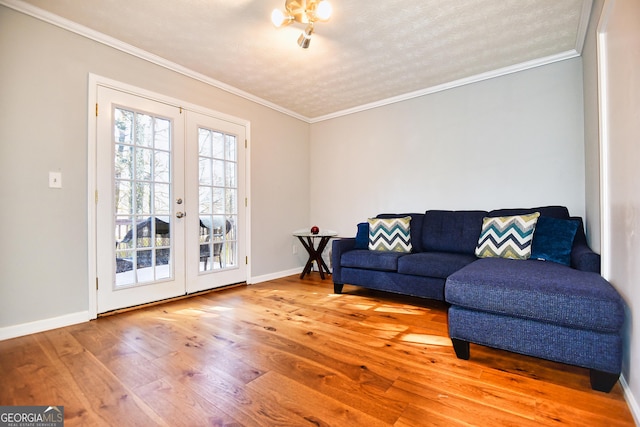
[331, 206, 625, 392]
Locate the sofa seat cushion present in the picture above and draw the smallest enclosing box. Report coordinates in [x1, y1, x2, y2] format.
[341, 249, 405, 272]
[445, 258, 624, 333]
[397, 252, 478, 279]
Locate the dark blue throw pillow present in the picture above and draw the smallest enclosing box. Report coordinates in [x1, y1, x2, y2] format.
[354, 222, 369, 249]
[530, 216, 580, 266]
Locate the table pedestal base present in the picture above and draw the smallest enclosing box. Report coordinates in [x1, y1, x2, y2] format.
[297, 235, 332, 279]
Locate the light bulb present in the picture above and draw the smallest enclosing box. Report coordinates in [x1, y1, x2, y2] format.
[297, 33, 311, 48]
[271, 9, 286, 27]
[315, 0, 332, 21]
[298, 23, 314, 48]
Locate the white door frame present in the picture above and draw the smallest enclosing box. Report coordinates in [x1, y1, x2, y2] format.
[597, 0, 614, 281]
[87, 73, 252, 319]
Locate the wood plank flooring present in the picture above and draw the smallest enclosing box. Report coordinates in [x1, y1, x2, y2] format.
[0, 274, 635, 426]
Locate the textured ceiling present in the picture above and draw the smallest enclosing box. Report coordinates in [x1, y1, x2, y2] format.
[9, 0, 591, 121]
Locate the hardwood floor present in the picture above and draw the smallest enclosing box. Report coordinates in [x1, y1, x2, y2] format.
[0, 274, 635, 426]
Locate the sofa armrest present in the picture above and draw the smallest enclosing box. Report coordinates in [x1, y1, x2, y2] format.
[571, 244, 601, 273]
[570, 217, 601, 273]
[332, 238, 356, 284]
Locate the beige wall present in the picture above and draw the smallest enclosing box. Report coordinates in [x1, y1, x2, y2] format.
[310, 59, 586, 238]
[0, 6, 310, 329]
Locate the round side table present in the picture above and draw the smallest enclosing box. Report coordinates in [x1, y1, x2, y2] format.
[293, 229, 337, 279]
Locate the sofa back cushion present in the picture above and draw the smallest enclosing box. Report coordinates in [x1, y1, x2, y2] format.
[422, 210, 488, 255]
[376, 213, 424, 252]
[488, 205, 570, 219]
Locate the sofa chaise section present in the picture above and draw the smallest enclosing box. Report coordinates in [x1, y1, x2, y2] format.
[445, 257, 625, 392]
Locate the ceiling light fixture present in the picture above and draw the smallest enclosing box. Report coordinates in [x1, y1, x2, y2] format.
[271, 0, 333, 49]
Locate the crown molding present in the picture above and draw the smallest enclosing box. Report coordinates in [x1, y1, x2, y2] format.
[2, 0, 592, 124]
[310, 50, 581, 123]
[575, 0, 595, 54]
[0, 0, 310, 123]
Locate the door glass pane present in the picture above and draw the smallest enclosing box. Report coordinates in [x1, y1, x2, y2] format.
[155, 151, 170, 183]
[213, 160, 225, 185]
[212, 187, 225, 214]
[135, 147, 153, 181]
[115, 180, 132, 214]
[135, 182, 152, 215]
[154, 184, 170, 214]
[114, 107, 173, 287]
[115, 109, 133, 144]
[212, 132, 224, 158]
[115, 144, 133, 180]
[155, 118, 171, 151]
[199, 158, 212, 185]
[198, 128, 238, 272]
[136, 114, 153, 147]
[225, 134, 236, 161]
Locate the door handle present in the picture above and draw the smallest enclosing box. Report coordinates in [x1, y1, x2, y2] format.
[176, 212, 186, 218]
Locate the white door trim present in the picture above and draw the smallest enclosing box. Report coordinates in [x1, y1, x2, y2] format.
[87, 73, 251, 318]
[596, 0, 614, 281]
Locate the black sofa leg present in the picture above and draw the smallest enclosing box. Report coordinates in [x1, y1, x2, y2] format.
[590, 369, 619, 393]
[333, 283, 344, 294]
[451, 338, 470, 360]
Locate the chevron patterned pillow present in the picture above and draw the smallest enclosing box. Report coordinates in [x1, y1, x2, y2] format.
[475, 212, 540, 260]
[368, 216, 412, 252]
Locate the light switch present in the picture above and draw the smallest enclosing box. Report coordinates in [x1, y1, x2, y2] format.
[49, 171, 62, 189]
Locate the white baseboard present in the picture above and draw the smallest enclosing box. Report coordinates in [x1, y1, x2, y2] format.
[0, 311, 90, 341]
[250, 267, 303, 284]
[620, 374, 640, 426]
[0, 268, 307, 340]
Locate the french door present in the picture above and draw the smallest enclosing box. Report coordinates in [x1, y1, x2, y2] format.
[95, 84, 246, 314]
[185, 111, 246, 293]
